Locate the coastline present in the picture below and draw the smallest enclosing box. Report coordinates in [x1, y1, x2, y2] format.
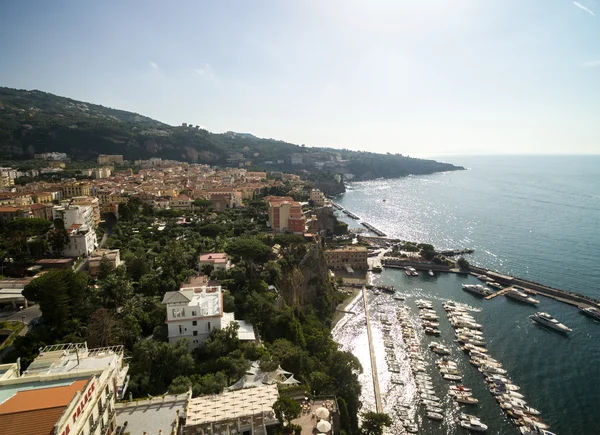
[332, 287, 361, 328]
[336, 202, 600, 312]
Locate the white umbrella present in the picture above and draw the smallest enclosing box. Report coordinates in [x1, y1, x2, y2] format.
[317, 420, 332, 433]
[315, 407, 330, 419]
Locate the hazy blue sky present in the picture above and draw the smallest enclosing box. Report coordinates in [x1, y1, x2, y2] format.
[1, 0, 599, 155]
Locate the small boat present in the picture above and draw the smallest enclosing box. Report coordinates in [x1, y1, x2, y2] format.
[403, 423, 418, 433]
[371, 265, 383, 273]
[393, 295, 405, 301]
[405, 267, 419, 276]
[530, 312, 572, 333]
[443, 374, 463, 381]
[428, 270, 435, 277]
[454, 395, 479, 405]
[426, 411, 444, 421]
[426, 406, 443, 413]
[476, 274, 493, 282]
[425, 327, 441, 335]
[450, 385, 472, 393]
[487, 281, 503, 290]
[460, 417, 488, 432]
[449, 389, 472, 397]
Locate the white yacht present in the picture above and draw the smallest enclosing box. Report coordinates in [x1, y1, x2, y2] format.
[530, 312, 572, 333]
[506, 289, 540, 305]
[460, 417, 488, 432]
[405, 266, 419, 276]
[428, 270, 435, 276]
[580, 306, 600, 321]
[462, 284, 492, 296]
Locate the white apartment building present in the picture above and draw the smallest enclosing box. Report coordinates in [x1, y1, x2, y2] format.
[53, 204, 96, 230]
[63, 224, 98, 257]
[162, 282, 255, 349]
[0, 342, 129, 435]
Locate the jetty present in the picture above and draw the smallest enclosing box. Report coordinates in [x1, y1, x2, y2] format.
[485, 287, 511, 300]
[362, 286, 383, 413]
[361, 222, 386, 237]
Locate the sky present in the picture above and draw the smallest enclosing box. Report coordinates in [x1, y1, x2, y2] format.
[1, 0, 599, 156]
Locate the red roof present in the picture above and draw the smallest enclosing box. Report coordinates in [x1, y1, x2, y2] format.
[0, 379, 88, 435]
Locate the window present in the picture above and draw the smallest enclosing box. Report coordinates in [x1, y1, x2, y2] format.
[193, 331, 198, 336]
[192, 321, 197, 326]
[172, 308, 184, 318]
[207, 321, 211, 331]
[192, 311, 197, 316]
[178, 325, 183, 334]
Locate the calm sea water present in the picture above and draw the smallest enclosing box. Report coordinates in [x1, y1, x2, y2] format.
[332, 155, 600, 435]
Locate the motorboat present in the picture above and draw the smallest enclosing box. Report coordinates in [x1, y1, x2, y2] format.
[428, 270, 435, 276]
[405, 267, 419, 276]
[393, 295, 405, 301]
[506, 289, 540, 305]
[450, 385, 472, 393]
[426, 411, 444, 421]
[454, 395, 479, 405]
[449, 389, 472, 397]
[443, 374, 463, 381]
[488, 281, 503, 290]
[460, 417, 488, 432]
[579, 306, 600, 321]
[426, 406, 443, 413]
[429, 343, 451, 355]
[530, 312, 572, 333]
[479, 364, 507, 375]
[476, 274, 493, 282]
[404, 423, 418, 433]
[425, 327, 441, 335]
[519, 426, 556, 435]
[462, 284, 492, 296]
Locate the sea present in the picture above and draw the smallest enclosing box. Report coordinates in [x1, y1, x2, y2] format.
[331, 155, 600, 435]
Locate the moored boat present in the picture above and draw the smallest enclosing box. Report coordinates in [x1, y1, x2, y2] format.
[530, 312, 572, 333]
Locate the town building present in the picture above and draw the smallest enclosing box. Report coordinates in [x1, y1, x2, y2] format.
[324, 246, 369, 271]
[53, 204, 96, 230]
[0, 342, 129, 435]
[63, 224, 98, 258]
[290, 153, 303, 165]
[309, 188, 326, 207]
[170, 195, 192, 211]
[70, 197, 101, 228]
[184, 384, 279, 435]
[97, 155, 124, 165]
[82, 167, 112, 179]
[0, 276, 37, 309]
[198, 253, 231, 272]
[62, 182, 92, 199]
[88, 249, 122, 277]
[0, 206, 31, 226]
[162, 280, 255, 349]
[34, 152, 68, 161]
[265, 196, 306, 234]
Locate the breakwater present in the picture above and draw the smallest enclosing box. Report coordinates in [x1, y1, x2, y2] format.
[361, 222, 386, 236]
[469, 265, 600, 309]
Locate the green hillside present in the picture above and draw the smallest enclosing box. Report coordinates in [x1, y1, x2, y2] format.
[0, 86, 464, 179]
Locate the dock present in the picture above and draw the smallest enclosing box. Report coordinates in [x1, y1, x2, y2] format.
[362, 286, 383, 413]
[361, 222, 386, 237]
[485, 287, 511, 300]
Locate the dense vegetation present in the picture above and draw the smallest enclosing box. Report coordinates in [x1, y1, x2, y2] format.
[0, 86, 463, 181]
[2, 191, 365, 435]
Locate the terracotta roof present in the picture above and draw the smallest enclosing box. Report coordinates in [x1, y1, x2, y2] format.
[0, 379, 87, 414]
[0, 407, 64, 435]
[0, 379, 87, 435]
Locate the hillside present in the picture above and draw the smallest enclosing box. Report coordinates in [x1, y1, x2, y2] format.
[0, 86, 464, 179]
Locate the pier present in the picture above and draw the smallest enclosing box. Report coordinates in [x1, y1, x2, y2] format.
[362, 286, 383, 413]
[485, 287, 511, 300]
[361, 222, 386, 237]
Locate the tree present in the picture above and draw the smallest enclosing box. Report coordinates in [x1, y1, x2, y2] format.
[225, 238, 271, 264]
[457, 257, 470, 270]
[86, 308, 116, 348]
[99, 266, 133, 310]
[360, 412, 392, 435]
[273, 396, 301, 428]
[47, 228, 69, 256]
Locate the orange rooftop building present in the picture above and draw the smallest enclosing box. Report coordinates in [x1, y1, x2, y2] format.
[264, 196, 306, 234]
